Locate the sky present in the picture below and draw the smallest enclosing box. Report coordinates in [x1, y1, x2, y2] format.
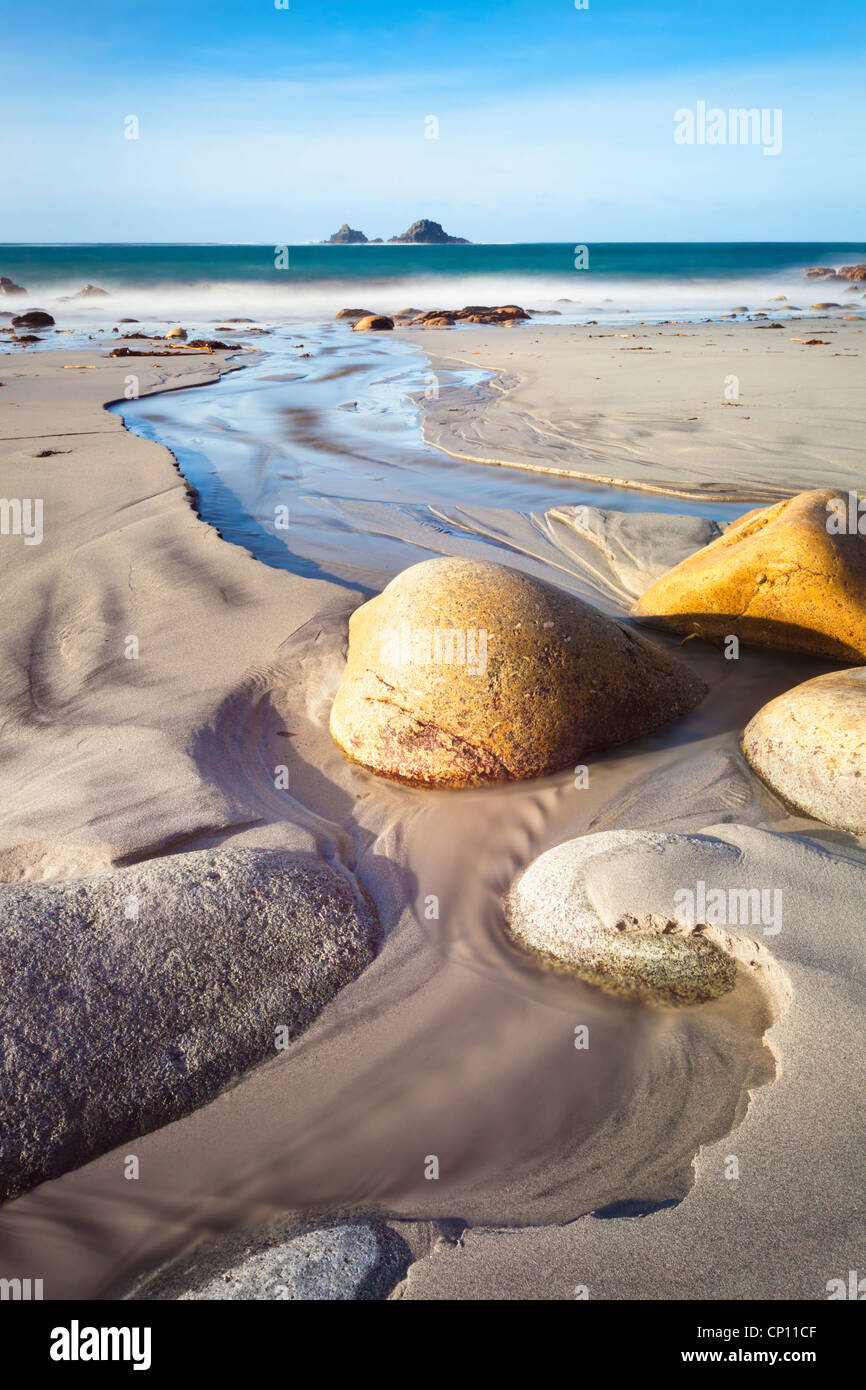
[1, 0, 864, 243]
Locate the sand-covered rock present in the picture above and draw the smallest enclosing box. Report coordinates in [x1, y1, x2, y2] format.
[551, 505, 721, 601]
[129, 1216, 411, 1301]
[330, 557, 706, 787]
[0, 847, 380, 1201]
[631, 489, 866, 660]
[743, 667, 866, 833]
[505, 829, 786, 1005]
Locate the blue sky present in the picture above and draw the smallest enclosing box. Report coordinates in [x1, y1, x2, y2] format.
[2, 0, 864, 241]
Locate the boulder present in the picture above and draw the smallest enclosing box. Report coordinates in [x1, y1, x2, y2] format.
[11, 309, 55, 327]
[500, 828, 795, 1006]
[0, 276, 26, 296]
[803, 267, 841, 280]
[631, 489, 866, 661]
[410, 305, 530, 326]
[838, 264, 866, 282]
[129, 1217, 411, 1301]
[809, 302, 842, 310]
[72, 283, 110, 298]
[330, 557, 706, 788]
[505, 831, 742, 1004]
[0, 847, 380, 1201]
[351, 315, 394, 331]
[165, 326, 187, 340]
[335, 307, 376, 319]
[743, 668, 866, 833]
[411, 309, 457, 323]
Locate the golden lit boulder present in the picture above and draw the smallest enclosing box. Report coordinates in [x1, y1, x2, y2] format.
[631, 489, 866, 661]
[329, 557, 706, 788]
[165, 327, 187, 340]
[351, 315, 394, 331]
[743, 667, 866, 833]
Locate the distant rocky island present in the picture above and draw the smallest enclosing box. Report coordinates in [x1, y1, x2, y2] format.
[325, 224, 380, 244]
[323, 219, 469, 245]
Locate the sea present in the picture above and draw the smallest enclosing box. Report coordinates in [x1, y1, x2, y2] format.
[2, 241, 865, 323]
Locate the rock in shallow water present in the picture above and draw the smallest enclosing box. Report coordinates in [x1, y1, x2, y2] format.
[631, 489, 866, 661]
[505, 831, 742, 1005]
[351, 314, 394, 331]
[329, 557, 706, 788]
[0, 848, 380, 1201]
[129, 1217, 411, 1301]
[11, 309, 55, 328]
[743, 667, 866, 833]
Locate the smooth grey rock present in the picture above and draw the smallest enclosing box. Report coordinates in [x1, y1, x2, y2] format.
[0, 848, 380, 1200]
[129, 1217, 411, 1301]
[743, 667, 866, 833]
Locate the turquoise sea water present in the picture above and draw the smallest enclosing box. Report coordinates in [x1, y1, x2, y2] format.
[2, 242, 864, 321]
[3, 241, 865, 285]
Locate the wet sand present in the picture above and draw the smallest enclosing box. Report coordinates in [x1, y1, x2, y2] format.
[0, 320, 864, 1300]
[405, 317, 865, 501]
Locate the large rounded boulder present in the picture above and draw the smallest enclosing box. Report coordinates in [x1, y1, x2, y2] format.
[743, 667, 866, 833]
[0, 847, 380, 1200]
[329, 557, 706, 787]
[11, 309, 54, 328]
[351, 314, 394, 331]
[631, 489, 866, 661]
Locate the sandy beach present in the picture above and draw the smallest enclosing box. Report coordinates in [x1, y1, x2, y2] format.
[0, 304, 863, 1303]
